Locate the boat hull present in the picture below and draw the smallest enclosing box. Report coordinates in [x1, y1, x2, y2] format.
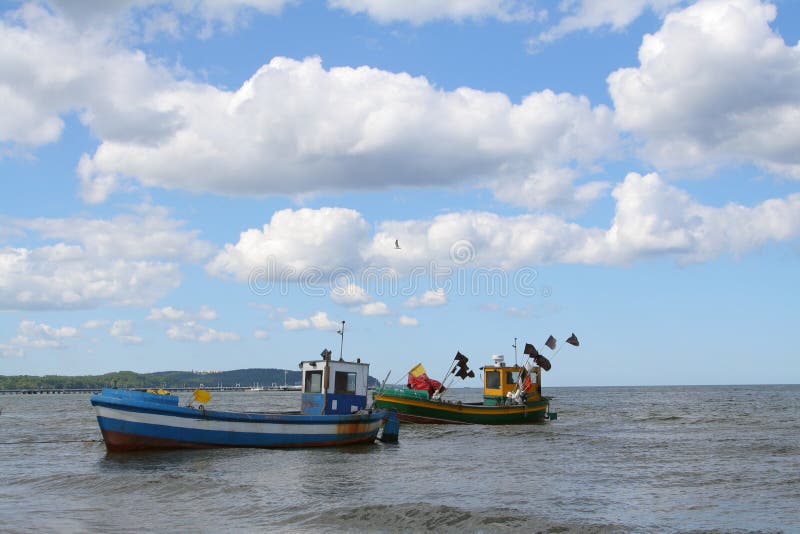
[372, 392, 549, 425]
[91, 389, 387, 452]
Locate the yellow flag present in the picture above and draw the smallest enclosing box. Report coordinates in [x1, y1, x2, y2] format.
[193, 389, 211, 404]
[409, 363, 426, 378]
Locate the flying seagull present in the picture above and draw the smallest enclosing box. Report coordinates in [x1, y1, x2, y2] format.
[394, 240, 401, 249]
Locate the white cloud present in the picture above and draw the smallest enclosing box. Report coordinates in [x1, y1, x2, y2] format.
[282, 317, 311, 330]
[328, 0, 540, 24]
[405, 289, 448, 308]
[9, 320, 78, 351]
[371, 173, 800, 267]
[608, 0, 800, 178]
[72, 55, 614, 206]
[330, 283, 370, 305]
[0, 4, 179, 154]
[488, 167, 610, 214]
[282, 311, 342, 331]
[356, 301, 390, 316]
[147, 305, 217, 321]
[534, 0, 685, 45]
[109, 319, 143, 344]
[398, 315, 419, 327]
[147, 306, 186, 321]
[2, 8, 614, 208]
[18, 205, 213, 261]
[166, 321, 239, 342]
[0, 206, 209, 311]
[81, 319, 109, 329]
[310, 311, 341, 330]
[0, 244, 181, 310]
[254, 329, 269, 339]
[209, 178, 800, 285]
[207, 207, 370, 281]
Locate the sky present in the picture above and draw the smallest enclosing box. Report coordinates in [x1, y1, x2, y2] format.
[1, 0, 799, 386]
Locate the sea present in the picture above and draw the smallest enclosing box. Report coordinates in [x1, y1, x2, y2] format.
[0, 385, 798, 533]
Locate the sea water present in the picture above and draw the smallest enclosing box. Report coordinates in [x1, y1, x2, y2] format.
[0, 385, 798, 532]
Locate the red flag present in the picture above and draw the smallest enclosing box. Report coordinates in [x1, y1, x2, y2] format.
[522, 370, 532, 392]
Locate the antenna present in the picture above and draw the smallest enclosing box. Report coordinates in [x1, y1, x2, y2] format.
[337, 320, 345, 360]
[512, 337, 518, 366]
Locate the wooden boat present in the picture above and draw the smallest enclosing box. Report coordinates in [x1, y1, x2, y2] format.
[373, 335, 578, 425]
[90, 352, 399, 452]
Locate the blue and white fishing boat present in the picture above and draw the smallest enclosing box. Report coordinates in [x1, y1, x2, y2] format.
[90, 351, 399, 452]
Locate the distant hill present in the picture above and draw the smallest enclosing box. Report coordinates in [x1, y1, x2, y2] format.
[0, 368, 380, 390]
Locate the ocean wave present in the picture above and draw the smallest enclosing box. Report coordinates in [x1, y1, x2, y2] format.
[285, 502, 632, 533]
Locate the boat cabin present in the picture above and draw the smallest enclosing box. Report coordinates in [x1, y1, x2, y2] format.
[299, 350, 370, 415]
[481, 354, 541, 406]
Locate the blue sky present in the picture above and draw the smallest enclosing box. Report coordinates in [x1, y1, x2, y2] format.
[1, 0, 799, 386]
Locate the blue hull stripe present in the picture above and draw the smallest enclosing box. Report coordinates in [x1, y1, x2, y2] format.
[97, 416, 379, 447]
[91, 396, 385, 424]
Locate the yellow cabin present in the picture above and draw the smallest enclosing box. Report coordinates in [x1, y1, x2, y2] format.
[482, 354, 542, 406]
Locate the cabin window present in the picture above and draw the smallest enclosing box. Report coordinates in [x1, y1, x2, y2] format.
[304, 370, 323, 393]
[506, 371, 519, 385]
[334, 371, 357, 394]
[485, 370, 500, 389]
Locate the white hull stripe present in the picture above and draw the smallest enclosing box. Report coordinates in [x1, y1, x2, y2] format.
[94, 405, 382, 435]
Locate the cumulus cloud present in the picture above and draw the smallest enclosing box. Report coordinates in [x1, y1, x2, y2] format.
[328, 0, 541, 24]
[4, 320, 79, 357]
[488, 167, 610, 214]
[2, 6, 614, 208]
[210, 175, 800, 280]
[18, 205, 214, 261]
[109, 319, 143, 344]
[0, 4, 178, 155]
[282, 311, 341, 331]
[147, 305, 217, 321]
[253, 329, 269, 339]
[533, 0, 685, 45]
[608, 0, 800, 178]
[72, 55, 614, 205]
[81, 319, 109, 329]
[282, 317, 311, 330]
[166, 321, 239, 342]
[0, 245, 181, 310]
[398, 315, 419, 327]
[1, 206, 208, 310]
[207, 207, 370, 281]
[404, 288, 447, 308]
[356, 301, 390, 316]
[330, 283, 370, 305]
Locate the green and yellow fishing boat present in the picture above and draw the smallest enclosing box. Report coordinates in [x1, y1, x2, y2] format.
[373, 335, 578, 425]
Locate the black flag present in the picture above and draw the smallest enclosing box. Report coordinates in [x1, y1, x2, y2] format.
[566, 333, 580, 347]
[454, 352, 473, 379]
[533, 354, 552, 371]
[545, 335, 556, 350]
[523, 343, 539, 357]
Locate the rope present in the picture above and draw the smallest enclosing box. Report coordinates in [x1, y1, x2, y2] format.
[0, 439, 103, 445]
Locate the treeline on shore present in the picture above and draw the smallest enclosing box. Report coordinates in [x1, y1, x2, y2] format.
[0, 368, 380, 390]
[0, 368, 302, 390]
